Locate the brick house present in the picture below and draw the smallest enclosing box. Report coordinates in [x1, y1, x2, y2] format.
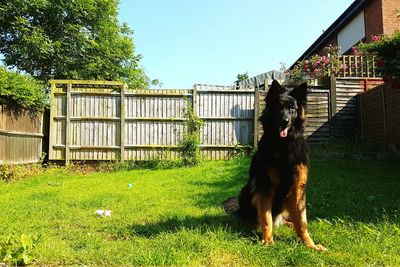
[292, 0, 400, 66]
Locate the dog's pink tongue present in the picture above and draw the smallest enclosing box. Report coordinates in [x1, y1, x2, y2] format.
[280, 127, 288, 138]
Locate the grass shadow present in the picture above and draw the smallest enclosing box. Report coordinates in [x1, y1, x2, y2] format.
[103, 214, 259, 242]
[189, 157, 400, 224]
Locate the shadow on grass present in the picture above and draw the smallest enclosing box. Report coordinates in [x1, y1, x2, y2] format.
[105, 214, 258, 241]
[189, 158, 400, 224]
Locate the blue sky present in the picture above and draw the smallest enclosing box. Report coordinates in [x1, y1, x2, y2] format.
[119, 0, 353, 88]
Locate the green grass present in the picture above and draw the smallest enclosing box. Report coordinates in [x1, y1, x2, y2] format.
[0, 158, 400, 266]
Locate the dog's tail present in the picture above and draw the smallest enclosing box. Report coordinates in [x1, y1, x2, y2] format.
[223, 197, 240, 214]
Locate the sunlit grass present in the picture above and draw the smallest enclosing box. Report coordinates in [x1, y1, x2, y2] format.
[0, 158, 399, 266]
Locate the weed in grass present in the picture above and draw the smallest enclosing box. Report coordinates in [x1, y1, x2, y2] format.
[0, 233, 40, 266]
[0, 164, 44, 182]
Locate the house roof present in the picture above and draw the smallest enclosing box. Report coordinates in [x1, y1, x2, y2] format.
[290, 0, 370, 68]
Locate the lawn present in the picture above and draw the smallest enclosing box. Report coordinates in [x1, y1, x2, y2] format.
[0, 158, 400, 266]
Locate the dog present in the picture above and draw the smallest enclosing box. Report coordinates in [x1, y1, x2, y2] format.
[224, 80, 326, 251]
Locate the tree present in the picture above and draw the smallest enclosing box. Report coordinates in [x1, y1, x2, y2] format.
[236, 72, 249, 82]
[0, 0, 149, 88]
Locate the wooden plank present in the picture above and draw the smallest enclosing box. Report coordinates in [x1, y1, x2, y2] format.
[48, 88, 60, 160]
[381, 85, 387, 144]
[50, 80, 124, 86]
[0, 129, 44, 138]
[120, 84, 126, 162]
[65, 82, 72, 165]
[196, 90, 255, 94]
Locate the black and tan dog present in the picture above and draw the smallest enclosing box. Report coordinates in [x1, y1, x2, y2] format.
[224, 80, 326, 251]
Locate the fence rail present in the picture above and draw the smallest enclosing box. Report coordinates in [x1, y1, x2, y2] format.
[0, 105, 44, 164]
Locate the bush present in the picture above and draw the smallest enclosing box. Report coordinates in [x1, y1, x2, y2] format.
[0, 67, 47, 111]
[179, 104, 204, 166]
[0, 164, 44, 182]
[358, 32, 400, 80]
[288, 45, 344, 82]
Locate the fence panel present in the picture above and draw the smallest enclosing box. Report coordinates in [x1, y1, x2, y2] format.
[124, 89, 190, 160]
[333, 77, 384, 138]
[0, 105, 43, 164]
[336, 55, 378, 78]
[49, 81, 256, 162]
[360, 82, 400, 147]
[195, 84, 255, 159]
[49, 81, 124, 162]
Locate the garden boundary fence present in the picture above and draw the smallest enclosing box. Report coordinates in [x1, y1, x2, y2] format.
[48, 77, 384, 164]
[360, 81, 400, 147]
[0, 105, 44, 164]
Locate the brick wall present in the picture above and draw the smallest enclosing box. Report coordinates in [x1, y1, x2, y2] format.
[382, 0, 400, 35]
[364, 0, 384, 42]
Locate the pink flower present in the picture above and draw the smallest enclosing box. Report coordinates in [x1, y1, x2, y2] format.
[371, 35, 380, 42]
[340, 64, 347, 70]
[351, 46, 358, 55]
[304, 60, 309, 64]
[324, 59, 330, 65]
[314, 69, 319, 74]
[314, 61, 321, 67]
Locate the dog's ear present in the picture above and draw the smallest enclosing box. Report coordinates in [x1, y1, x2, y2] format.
[267, 80, 286, 99]
[290, 82, 308, 105]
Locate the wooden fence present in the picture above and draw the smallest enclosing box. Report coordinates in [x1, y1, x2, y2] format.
[254, 77, 384, 145]
[48, 77, 385, 163]
[48, 81, 255, 162]
[360, 81, 400, 146]
[335, 55, 378, 78]
[0, 105, 44, 164]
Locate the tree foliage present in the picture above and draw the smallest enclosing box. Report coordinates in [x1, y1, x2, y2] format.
[0, 67, 47, 111]
[236, 72, 249, 82]
[0, 0, 149, 88]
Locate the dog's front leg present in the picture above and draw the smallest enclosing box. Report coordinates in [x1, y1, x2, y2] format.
[288, 164, 327, 251]
[256, 193, 274, 245]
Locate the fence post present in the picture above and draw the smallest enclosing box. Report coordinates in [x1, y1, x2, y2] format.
[120, 84, 126, 162]
[49, 81, 56, 161]
[192, 84, 197, 115]
[359, 93, 364, 143]
[330, 76, 337, 138]
[381, 85, 387, 145]
[65, 82, 72, 166]
[253, 88, 260, 149]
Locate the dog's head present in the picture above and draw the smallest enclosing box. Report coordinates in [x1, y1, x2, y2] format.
[260, 80, 307, 139]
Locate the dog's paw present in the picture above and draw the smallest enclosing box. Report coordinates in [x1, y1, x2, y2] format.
[312, 244, 327, 252]
[261, 239, 275, 246]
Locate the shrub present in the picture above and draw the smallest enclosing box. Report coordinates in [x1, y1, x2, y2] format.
[287, 45, 344, 82]
[358, 32, 400, 81]
[179, 104, 204, 166]
[0, 67, 47, 111]
[0, 164, 44, 182]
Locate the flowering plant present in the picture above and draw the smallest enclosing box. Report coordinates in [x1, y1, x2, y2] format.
[287, 45, 345, 82]
[358, 33, 400, 81]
